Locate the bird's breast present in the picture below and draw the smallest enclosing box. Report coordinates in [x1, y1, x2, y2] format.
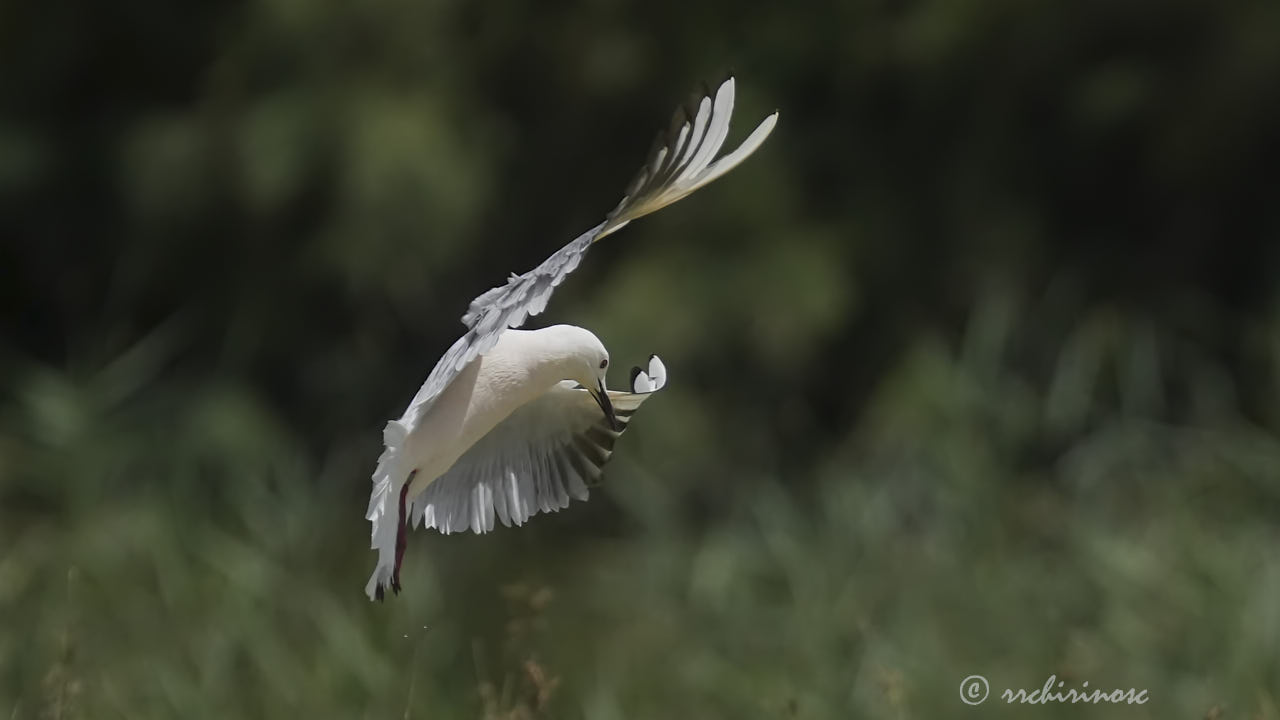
[403, 352, 551, 496]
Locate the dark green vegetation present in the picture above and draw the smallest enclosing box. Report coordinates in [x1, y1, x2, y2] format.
[3, 0, 1279, 717]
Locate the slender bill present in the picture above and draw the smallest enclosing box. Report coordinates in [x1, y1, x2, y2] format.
[590, 381, 622, 432]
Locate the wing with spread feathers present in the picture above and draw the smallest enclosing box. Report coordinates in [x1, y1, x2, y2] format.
[402, 77, 775, 423]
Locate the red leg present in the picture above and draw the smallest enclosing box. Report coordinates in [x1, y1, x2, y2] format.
[391, 472, 414, 595]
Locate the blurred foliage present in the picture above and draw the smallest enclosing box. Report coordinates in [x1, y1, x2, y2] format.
[2, 0, 1280, 716]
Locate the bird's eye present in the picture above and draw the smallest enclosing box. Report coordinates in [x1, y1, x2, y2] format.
[599, 358, 609, 369]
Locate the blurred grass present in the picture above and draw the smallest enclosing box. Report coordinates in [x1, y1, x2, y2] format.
[3, 293, 1279, 717]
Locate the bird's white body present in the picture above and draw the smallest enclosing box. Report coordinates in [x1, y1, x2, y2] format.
[365, 325, 612, 599]
[400, 327, 595, 500]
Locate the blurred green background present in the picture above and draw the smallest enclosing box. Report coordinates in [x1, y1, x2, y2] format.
[3, 0, 1280, 717]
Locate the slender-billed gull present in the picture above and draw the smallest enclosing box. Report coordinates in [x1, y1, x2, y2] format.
[365, 77, 777, 600]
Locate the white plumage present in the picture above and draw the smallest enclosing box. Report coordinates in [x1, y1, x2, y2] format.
[631, 355, 668, 393]
[365, 77, 777, 601]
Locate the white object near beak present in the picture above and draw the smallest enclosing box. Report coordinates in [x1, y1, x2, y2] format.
[630, 355, 668, 393]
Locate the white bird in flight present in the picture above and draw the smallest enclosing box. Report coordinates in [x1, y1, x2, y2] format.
[365, 77, 778, 601]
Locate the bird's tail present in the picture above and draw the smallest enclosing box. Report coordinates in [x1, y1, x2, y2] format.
[365, 419, 410, 601]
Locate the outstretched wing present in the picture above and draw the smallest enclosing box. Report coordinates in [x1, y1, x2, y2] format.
[401, 77, 776, 422]
[409, 383, 660, 534]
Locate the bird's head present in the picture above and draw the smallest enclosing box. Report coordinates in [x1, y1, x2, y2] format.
[549, 325, 619, 432]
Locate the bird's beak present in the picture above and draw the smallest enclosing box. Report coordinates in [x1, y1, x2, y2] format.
[591, 380, 622, 432]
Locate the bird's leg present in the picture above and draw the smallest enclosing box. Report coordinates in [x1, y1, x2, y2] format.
[391, 471, 414, 595]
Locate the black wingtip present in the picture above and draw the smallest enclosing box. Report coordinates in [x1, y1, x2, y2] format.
[630, 366, 643, 388]
[374, 584, 385, 603]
